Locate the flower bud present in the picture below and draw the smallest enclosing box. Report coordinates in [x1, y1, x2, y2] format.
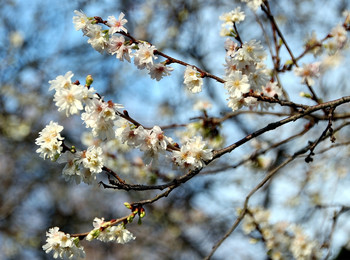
[140, 209, 146, 218]
[299, 92, 312, 98]
[86, 75, 94, 86]
[127, 215, 134, 223]
[124, 202, 132, 209]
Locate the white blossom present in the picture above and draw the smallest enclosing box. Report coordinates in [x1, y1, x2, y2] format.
[184, 66, 203, 93]
[224, 71, 250, 97]
[262, 81, 282, 98]
[87, 24, 108, 53]
[236, 40, 266, 63]
[108, 12, 128, 34]
[219, 7, 245, 26]
[172, 136, 213, 170]
[247, 66, 270, 90]
[87, 218, 135, 244]
[148, 63, 174, 81]
[111, 225, 136, 244]
[241, 0, 263, 11]
[82, 98, 123, 140]
[108, 35, 132, 62]
[330, 24, 347, 48]
[133, 42, 158, 69]
[79, 145, 104, 174]
[193, 100, 212, 111]
[72, 10, 91, 32]
[42, 227, 85, 259]
[294, 62, 321, 86]
[49, 71, 74, 91]
[54, 84, 85, 117]
[224, 38, 238, 57]
[57, 152, 82, 184]
[35, 121, 64, 160]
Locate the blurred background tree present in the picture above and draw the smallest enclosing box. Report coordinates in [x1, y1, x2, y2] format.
[1, 0, 350, 259]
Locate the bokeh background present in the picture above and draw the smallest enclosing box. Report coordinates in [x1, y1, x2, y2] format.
[1, 0, 350, 259]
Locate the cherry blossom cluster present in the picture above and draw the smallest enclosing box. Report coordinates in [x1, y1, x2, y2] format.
[73, 10, 174, 82]
[120, 124, 171, 154]
[219, 7, 245, 37]
[42, 227, 85, 260]
[183, 65, 203, 93]
[241, 207, 322, 260]
[58, 145, 104, 184]
[172, 136, 213, 171]
[35, 121, 64, 160]
[73, 10, 209, 94]
[222, 36, 282, 111]
[294, 19, 348, 87]
[36, 121, 105, 184]
[36, 68, 213, 258]
[219, 4, 284, 112]
[34, 4, 350, 260]
[241, 0, 263, 12]
[86, 217, 135, 244]
[42, 217, 136, 260]
[37, 70, 213, 185]
[294, 62, 321, 86]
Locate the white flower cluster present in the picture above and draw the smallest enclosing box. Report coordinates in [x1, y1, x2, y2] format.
[49, 71, 97, 117]
[35, 121, 64, 160]
[294, 62, 321, 86]
[241, 0, 263, 12]
[294, 23, 348, 87]
[86, 217, 135, 244]
[172, 136, 213, 170]
[38, 70, 214, 183]
[81, 98, 123, 140]
[330, 24, 348, 50]
[219, 7, 245, 36]
[42, 141, 104, 184]
[73, 10, 174, 81]
[183, 65, 203, 93]
[222, 37, 282, 111]
[242, 207, 322, 260]
[118, 122, 174, 163]
[49, 71, 123, 141]
[42, 227, 85, 259]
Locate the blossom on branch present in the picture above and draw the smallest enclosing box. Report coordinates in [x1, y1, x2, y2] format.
[49, 72, 96, 117]
[133, 42, 158, 69]
[148, 63, 174, 81]
[53, 84, 85, 117]
[81, 98, 123, 140]
[87, 24, 109, 53]
[49, 71, 74, 91]
[184, 66, 203, 93]
[86, 218, 135, 244]
[224, 71, 250, 97]
[108, 12, 128, 34]
[294, 62, 321, 86]
[241, 0, 263, 11]
[57, 152, 82, 184]
[35, 121, 64, 160]
[72, 10, 91, 33]
[42, 227, 85, 259]
[330, 24, 348, 48]
[78, 145, 104, 174]
[219, 7, 245, 26]
[108, 35, 132, 62]
[172, 136, 213, 170]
